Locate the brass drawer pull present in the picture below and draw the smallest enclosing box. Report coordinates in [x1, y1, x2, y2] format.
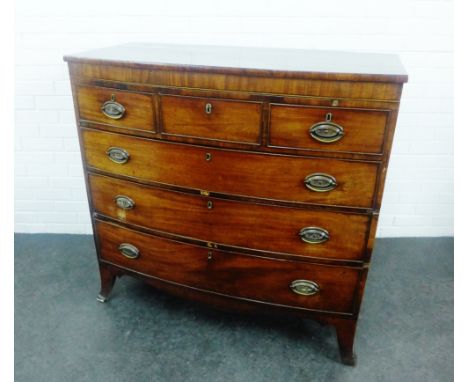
[290, 280, 320, 296]
[299, 227, 329, 244]
[304, 173, 337, 192]
[309, 113, 344, 143]
[114, 195, 135, 210]
[106, 147, 129, 164]
[118, 243, 140, 259]
[101, 94, 126, 120]
[205, 103, 213, 114]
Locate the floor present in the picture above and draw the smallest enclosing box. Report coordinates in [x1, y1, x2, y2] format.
[15, 235, 453, 382]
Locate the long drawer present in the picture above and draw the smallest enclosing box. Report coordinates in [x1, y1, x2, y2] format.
[82, 129, 379, 209]
[96, 220, 361, 314]
[89, 174, 371, 261]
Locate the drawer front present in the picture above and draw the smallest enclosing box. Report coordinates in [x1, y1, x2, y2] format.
[96, 220, 361, 314]
[83, 129, 379, 209]
[160, 95, 262, 144]
[269, 104, 388, 154]
[77, 86, 156, 132]
[90, 174, 371, 260]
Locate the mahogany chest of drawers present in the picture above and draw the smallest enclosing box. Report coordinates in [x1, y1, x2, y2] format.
[64, 44, 407, 365]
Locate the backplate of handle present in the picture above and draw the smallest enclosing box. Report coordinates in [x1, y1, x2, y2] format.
[101, 94, 126, 120]
[299, 227, 330, 244]
[114, 195, 135, 210]
[118, 243, 140, 259]
[106, 147, 130, 164]
[309, 113, 344, 143]
[304, 173, 337, 192]
[290, 280, 320, 296]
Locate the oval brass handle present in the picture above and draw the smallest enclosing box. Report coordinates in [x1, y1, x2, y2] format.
[205, 103, 213, 114]
[304, 173, 337, 192]
[290, 280, 320, 296]
[299, 227, 330, 244]
[118, 243, 140, 259]
[106, 147, 129, 164]
[101, 94, 126, 120]
[115, 195, 135, 210]
[309, 113, 344, 143]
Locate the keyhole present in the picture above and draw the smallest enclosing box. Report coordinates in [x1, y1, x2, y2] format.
[207, 251, 213, 261]
[207, 201, 213, 209]
[325, 113, 333, 122]
[205, 152, 212, 161]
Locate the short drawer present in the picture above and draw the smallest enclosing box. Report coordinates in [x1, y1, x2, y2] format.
[96, 220, 361, 314]
[269, 104, 389, 154]
[77, 86, 156, 132]
[89, 174, 371, 261]
[83, 129, 379, 209]
[160, 95, 262, 144]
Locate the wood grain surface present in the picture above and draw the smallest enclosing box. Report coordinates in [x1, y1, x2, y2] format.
[161, 94, 262, 144]
[269, 104, 388, 154]
[89, 173, 371, 260]
[77, 86, 156, 132]
[96, 220, 361, 314]
[83, 128, 379, 209]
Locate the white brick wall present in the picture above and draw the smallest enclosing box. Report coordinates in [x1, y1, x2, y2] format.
[15, 0, 453, 236]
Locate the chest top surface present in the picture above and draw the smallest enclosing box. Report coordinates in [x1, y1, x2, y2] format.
[64, 43, 408, 83]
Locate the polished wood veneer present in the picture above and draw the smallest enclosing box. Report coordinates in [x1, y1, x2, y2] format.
[65, 43, 407, 366]
[83, 129, 380, 209]
[161, 94, 262, 144]
[269, 104, 389, 154]
[89, 173, 371, 261]
[77, 86, 156, 132]
[96, 220, 361, 314]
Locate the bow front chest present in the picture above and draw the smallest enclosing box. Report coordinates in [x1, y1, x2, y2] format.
[64, 44, 407, 365]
